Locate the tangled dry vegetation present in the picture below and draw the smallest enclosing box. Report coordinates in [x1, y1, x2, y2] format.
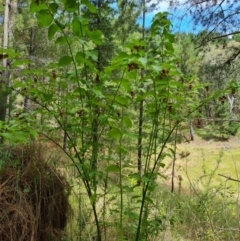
[0, 143, 70, 241]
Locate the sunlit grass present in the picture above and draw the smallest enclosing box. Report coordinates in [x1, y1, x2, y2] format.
[59, 128, 240, 240]
[162, 131, 240, 194]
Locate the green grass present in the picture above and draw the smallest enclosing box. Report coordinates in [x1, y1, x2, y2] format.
[161, 131, 240, 194]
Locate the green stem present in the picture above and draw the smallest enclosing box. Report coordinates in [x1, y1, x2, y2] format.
[119, 107, 124, 240]
[135, 123, 178, 241]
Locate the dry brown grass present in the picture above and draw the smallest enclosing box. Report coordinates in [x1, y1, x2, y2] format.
[0, 142, 70, 241]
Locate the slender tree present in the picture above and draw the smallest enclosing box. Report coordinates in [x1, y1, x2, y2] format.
[171, 1, 240, 51]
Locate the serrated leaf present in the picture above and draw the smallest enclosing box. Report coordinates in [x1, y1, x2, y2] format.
[48, 24, 59, 40]
[108, 127, 121, 139]
[58, 56, 73, 66]
[82, 0, 97, 13]
[106, 165, 120, 173]
[123, 116, 132, 128]
[86, 30, 103, 45]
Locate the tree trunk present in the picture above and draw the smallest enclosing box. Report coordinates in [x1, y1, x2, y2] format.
[1, 0, 10, 124]
[1, 0, 18, 126]
[0, 0, 11, 143]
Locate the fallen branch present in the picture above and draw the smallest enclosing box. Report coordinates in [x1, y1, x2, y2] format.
[218, 173, 240, 183]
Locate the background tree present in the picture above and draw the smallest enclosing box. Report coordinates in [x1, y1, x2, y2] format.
[170, 0, 240, 52]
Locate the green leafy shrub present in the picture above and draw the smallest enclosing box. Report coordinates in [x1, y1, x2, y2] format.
[227, 119, 239, 136]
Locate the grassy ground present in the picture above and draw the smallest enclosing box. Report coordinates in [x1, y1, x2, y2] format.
[161, 132, 240, 195]
[47, 129, 240, 240]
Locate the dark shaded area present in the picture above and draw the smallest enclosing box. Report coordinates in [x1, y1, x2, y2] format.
[0, 142, 70, 241]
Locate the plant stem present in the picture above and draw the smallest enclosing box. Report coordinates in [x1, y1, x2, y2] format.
[171, 127, 178, 192]
[137, 0, 146, 177]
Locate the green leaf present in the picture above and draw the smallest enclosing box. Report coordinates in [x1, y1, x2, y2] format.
[106, 165, 120, 173]
[12, 59, 30, 67]
[158, 162, 165, 168]
[127, 70, 138, 80]
[90, 193, 96, 204]
[55, 20, 66, 30]
[49, 2, 59, 13]
[82, 0, 97, 13]
[86, 30, 103, 45]
[165, 32, 175, 43]
[138, 57, 147, 67]
[123, 116, 132, 128]
[55, 36, 67, 45]
[75, 52, 96, 71]
[1, 132, 15, 142]
[114, 52, 129, 62]
[165, 41, 174, 52]
[121, 79, 131, 91]
[132, 195, 141, 199]
[72, 17, 81, 36]
[92, 87, 104, 98]
[115, 96, 128, 106]
[48, 24, 59, 40]
[43, 93, 53, 101]
[29, 129, 38, 140]
[108, 127, 121, 139]
[58, 56, 73, 66]
[86, 50, 98, 61]
[75, 52, 84, 64]
[145, 196, 154, 204]
[38, 10, 52, 27]
[125, 131, 138, 139]
[29, 2, 47, 12]
[151, 64, 162, 72]
[64, 0, 78, 12]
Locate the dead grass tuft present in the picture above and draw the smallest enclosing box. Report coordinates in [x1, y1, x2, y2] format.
[0, 142, 70, 241]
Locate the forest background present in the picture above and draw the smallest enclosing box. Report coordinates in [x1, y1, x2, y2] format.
[1, 0, 240, 240]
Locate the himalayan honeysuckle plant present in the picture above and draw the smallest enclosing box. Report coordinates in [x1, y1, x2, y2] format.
[0, 0, 225, 240]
